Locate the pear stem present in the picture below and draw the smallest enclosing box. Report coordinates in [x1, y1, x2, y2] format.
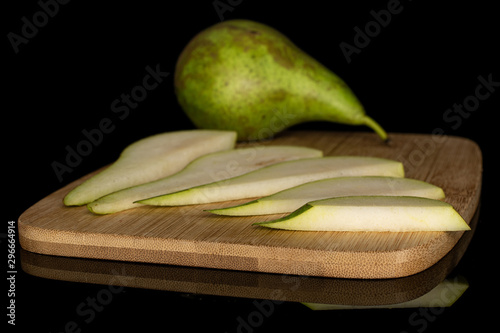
[363, 116, 388, 142]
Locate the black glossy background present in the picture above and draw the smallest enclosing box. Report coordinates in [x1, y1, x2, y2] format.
[5, 1, 498, 332]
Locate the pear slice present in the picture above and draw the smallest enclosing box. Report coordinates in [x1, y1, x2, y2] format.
[87, 145, 322, 214]
[63, 130, 237, 206]
[209, 176, 445, 216]
[254, 196, 470, 232]
[138, 156, 404, 206]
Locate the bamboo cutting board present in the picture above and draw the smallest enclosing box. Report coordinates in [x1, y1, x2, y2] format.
[21, 206, 479, 305]
[18, 131, 483, 279]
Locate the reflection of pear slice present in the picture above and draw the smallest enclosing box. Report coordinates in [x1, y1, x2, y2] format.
[88, 145, 322, 214]
[303, 276, 469, 310]
[64, 130, 237, 206]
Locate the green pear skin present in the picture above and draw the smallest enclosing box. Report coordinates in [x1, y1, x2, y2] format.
[63, 130, 237, 206]
[208, 176, 446, 216]
[255, 196, 470, 232]
[175, 19, 388, 141]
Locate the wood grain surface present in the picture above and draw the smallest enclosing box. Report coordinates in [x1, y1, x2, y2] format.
[18, 131, 483, 279]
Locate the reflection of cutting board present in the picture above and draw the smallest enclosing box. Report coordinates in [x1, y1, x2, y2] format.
[18, 131, 483, 279]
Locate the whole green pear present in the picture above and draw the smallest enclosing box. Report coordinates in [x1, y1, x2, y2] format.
[174, 19, 387, 141]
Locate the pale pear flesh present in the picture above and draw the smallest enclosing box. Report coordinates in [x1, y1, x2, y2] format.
[138, 156, 404, 206]
[87, 145, 322, 214]
[209, 176, 445, 216]
[63, 130, 237, 206]
[254, 196, 470, 232]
